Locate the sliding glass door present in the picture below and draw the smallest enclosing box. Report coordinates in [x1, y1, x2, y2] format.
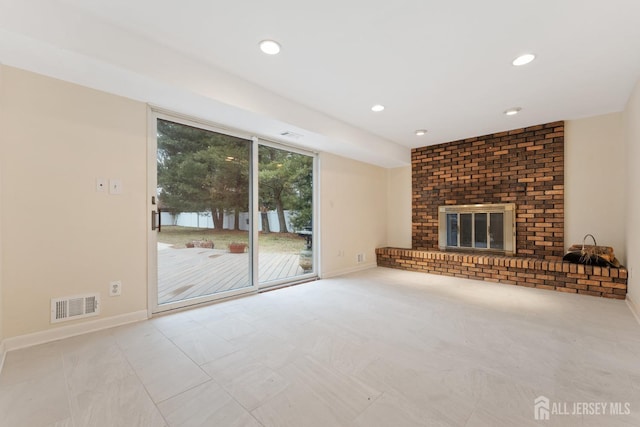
[258, 144, 314, 287]
[149, 113, 316, 313]
[150, 117, 253, 311]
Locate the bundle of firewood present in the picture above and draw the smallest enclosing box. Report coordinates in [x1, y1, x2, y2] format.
[563, 234, 620, 267]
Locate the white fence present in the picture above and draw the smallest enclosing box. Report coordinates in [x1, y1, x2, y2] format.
[160, 210, 295, 232]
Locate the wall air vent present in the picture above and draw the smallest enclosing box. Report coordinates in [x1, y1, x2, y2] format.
[51, 293, 100, 323]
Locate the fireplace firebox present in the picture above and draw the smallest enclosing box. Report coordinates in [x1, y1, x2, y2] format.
[438, 203, 516, 255]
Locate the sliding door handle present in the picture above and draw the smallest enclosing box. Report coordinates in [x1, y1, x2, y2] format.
[151, 210, 157, 231]
[151, 210, 161, 232]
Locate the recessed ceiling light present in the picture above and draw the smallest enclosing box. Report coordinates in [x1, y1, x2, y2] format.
[512, 53, 536, 66]
[415, 129, 428, 136]
[259, 40, 281, 55]
[504, 107, 522, 116]
[371, 104, 385, 112]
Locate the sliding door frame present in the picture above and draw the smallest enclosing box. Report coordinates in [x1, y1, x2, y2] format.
[147, 107, 319, 316]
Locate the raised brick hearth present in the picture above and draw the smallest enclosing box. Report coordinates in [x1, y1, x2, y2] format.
[376, 248, 627, 299]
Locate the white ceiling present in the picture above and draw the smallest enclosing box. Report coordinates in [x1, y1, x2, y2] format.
[1, 0, 640, 167]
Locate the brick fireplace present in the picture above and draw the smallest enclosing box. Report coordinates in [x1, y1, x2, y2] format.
[412, 121, 564, 259]
[377, 121, 628, 299]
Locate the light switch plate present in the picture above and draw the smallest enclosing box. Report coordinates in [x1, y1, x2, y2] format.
[109, 179, 122, 194]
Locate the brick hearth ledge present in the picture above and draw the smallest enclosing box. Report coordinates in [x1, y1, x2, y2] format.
[376, 248, 627, 299]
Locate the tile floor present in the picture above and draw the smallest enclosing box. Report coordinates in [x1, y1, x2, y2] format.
[1, 267, 640, 426]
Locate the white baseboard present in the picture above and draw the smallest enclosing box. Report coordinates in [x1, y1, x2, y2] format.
[627, 295, 640, 326]
[2, 310, 149, 353]
[320, 262, 377, 279]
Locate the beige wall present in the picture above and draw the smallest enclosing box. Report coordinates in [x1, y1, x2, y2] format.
[565, 114, 626, 263]
[386, 166, 412, 248]
[319, 153, 388, 277]
[1, 66, 148, 338]
[624, 77, 640, 311]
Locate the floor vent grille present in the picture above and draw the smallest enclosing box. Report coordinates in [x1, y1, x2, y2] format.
[51, 294, 100, 323]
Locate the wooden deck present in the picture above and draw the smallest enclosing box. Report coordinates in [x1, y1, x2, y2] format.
[157, 246, 305, 304]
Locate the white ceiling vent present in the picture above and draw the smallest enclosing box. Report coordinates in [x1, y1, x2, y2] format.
[51, 294, 100, 323]
[280, 131, 303, 139]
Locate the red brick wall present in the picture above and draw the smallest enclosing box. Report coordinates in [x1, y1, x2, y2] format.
[412, 121, 564, 259]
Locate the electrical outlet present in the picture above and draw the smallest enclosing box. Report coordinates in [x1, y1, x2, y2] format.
[357, 253, 365, 263]
[109, 280, 122, 296]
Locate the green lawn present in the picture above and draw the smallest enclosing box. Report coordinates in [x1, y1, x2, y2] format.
[158, 226, 307, 254]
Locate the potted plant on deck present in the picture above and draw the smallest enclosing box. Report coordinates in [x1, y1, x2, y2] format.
[228, 242, 247, 253]
[185, 240, 214, 249]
